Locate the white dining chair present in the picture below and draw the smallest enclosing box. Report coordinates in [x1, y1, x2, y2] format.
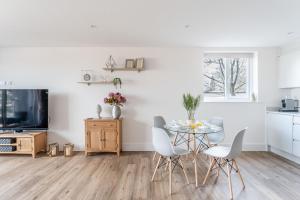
[207, 117, 225, 146]
[202, 128, 247, 200]
[151, 127, 190, 195]
[152, 116, 175, 161]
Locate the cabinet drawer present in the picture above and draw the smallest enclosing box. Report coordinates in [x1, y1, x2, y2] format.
[87, 121, 116, 129]
[293, 140, 300, 157]
[293, 116, 300, 125]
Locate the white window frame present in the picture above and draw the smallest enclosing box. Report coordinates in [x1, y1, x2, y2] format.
[202, 52, 255, 103]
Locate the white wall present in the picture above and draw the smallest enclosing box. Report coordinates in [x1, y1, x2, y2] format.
[0, 47, 280, 151]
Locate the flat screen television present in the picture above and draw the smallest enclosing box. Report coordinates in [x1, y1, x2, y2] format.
[0, 89, 48, 131]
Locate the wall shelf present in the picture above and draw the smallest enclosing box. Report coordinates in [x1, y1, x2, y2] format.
[102, 67, 143, 72]
[77, 81, 113, 86]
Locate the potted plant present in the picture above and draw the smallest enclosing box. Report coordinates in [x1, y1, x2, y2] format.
[113, 77, 122, 89]
[104, 92, 127, 119]
[182, 93, 201, 120]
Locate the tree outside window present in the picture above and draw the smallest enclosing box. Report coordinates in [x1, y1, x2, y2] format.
[203, 53, 253, 101]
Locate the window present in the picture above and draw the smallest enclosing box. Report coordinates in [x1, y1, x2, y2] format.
[203, 53, 254, 102]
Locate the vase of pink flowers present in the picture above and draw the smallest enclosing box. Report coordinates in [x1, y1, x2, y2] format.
[104, 92, 127, 119]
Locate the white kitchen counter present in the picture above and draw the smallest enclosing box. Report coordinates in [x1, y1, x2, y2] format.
[266, 111, 300, 116]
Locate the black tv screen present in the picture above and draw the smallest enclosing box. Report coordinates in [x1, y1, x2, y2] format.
[0, 89, 48, 131]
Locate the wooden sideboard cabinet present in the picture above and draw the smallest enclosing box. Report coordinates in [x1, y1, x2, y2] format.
[85, 118, 122, 156]
[0, 132, 47, 158]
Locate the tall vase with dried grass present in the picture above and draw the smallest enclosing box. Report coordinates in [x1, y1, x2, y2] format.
[183, 93, 201, 121]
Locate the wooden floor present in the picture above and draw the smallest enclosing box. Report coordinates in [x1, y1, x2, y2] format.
[0, 152, 300, 200]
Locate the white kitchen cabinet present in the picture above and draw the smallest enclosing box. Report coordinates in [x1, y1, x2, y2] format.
[279, 51, 300, 88]
[267, 113, 293, 153]
[293, 117, 300, 156]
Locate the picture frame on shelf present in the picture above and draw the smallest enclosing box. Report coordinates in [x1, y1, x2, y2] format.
[125, 59, 135, 68]
[136, 58, 144, 70]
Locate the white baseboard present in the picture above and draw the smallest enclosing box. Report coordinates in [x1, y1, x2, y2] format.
[122, 143, 153, 151]
[268, 145, 300, 165]
[122, 143, 266, 151]
[222, 143, 267, 151]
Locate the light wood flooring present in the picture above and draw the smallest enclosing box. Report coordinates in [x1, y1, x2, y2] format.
[0, 151, 300, 200]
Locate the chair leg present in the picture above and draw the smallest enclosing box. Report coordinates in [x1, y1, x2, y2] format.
[227, 161, 233, 200]
[179, 158, 189, 184]
[233, 159, 245, 189]
[202, 157, 216, 185]
[151, 155, 162, 181]
[152, 152, 157, 161]
[168, 158, 172, 195]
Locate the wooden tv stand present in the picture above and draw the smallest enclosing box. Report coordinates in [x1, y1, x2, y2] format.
[0, 132, 47, 158]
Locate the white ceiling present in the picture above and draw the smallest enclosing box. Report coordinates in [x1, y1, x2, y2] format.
[0, 0, 299, 47]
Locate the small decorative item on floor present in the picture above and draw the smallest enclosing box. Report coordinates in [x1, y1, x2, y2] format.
[48, 143, 59, 157]
[112, 77, 122, 89]
[97, 104, 102, 118]
[64, 143, 74, 157]
[182, 93, 201, 120]
[104, 92, 127, 119]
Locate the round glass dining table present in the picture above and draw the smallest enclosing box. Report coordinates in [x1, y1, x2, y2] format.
[164, 120, 223, 187]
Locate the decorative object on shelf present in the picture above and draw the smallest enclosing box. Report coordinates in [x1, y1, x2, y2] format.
[97, 104, 102, 118]
[104, 92, 127, 119]
[135, 58, 144, 70]
[125, 59, 135, 68]
[113, 77, 122, 89]
[105, 55, 117, 69]
[81, 70, 94, 82]
[182, 93, 201, 120]
[102, 57, 144, 72]
[48, 143, 59, 157]
[64, 143, 74, 157]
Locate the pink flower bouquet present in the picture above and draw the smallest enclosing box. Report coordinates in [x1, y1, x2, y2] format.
[104, 92, 127, 106]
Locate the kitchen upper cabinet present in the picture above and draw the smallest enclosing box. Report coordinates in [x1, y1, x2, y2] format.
[279, 51, 300, 88]
[267, 113, 293, 153]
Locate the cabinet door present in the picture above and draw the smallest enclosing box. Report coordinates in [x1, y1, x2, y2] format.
[17, 138, 32, 152]
[103, 128, 118, 151]
[279, 51, 300, 88]
[267, 113, 293, 153]
[87, 129, 102, 151]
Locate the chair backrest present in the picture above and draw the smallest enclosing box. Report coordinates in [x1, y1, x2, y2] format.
[225, 128, 247, 159]
[208, 117, 225, 142]
[208, 117, 224, 128]
[154, 116, 166, 129]
[152, 127, 174, 157]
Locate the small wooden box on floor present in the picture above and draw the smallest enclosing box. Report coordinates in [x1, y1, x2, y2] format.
[0, 132, 47, 158]
[85, 118, 122, 156]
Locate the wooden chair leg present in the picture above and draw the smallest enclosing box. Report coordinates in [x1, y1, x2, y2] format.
[202, 157, 216, 185]
[168, 158, 172, 195]
[227, 161, 233, 200]
[152, 152, 157, 161]
[233, 159, 245, 189]
[173, 132, 179, 145]
[151, 155, 162, 181]
[216, 161, 220, 178]
[179, 158, 189, 184]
